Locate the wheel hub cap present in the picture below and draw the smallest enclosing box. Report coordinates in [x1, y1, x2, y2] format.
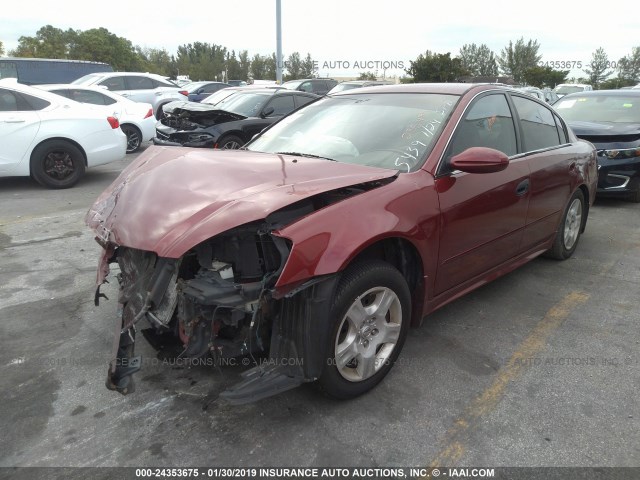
[334, 287, 403, 382]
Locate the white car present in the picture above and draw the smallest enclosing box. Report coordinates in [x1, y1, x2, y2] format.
[554, 83, 594, 98]
[0, 78, 126, 189]
[71, 72, 188, 120]
[36, 84, 156, 153]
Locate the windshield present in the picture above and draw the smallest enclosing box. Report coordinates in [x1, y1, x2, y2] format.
[555, 95, 640, 123]
[201, 88, 239, 105]
[330, 83, 361, 93]
[183, 82, 206, 93]
[555, 86, 586, 95]
[71, 73, 103, 85]
[247, 93, 458, 172]
[281, 80, 303, 90]
[214, 91, 272, 116]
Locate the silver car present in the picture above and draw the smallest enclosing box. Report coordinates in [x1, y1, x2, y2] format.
[72, 72, 187, 119]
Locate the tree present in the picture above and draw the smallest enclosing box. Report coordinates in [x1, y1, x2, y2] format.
[175, 42, 227, 80]
[138, 47, 176, 77]
[266, 53, 277, 80]
[358, 71, 377, 81]
[68, 28, 142, 70]
[405, 51, 466, 82]
[522, 66, 568, 88]
[0, 41, 4, 56]
[249, 53, 277, 81]
[10, 25, 77, 58]
[498, 38, 542, 83]
[459, 43, 498, 76]
[284, 52, 302, 80]
[237, 50, 250, 81]
[583, 47, 613, 88]
[618, 46, 640, 84]
[300, 53, 317, 78]
[225, 51, 241, 82]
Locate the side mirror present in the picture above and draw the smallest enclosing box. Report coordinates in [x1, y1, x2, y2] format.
[450, 147, 509, 174]
[261, 106, 275, 118]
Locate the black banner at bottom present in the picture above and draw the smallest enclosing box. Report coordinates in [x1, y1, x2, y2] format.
[1, 467, 638, 480]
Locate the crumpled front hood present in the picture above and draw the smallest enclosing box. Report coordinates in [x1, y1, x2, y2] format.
[86, 146, 397, 258]
[160, 102, 246, 129]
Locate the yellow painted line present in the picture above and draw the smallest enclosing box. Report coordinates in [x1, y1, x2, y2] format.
[426, 291, 590, 471]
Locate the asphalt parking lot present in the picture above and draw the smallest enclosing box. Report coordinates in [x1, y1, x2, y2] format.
[1, 142, 638, 469]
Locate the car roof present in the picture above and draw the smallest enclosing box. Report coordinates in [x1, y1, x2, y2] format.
[81, 71, 168, 80]
[283, 78, 334, 83]
[189, 81, 229, 85]
[234, 88, 316, 96]
[0, 78, 73, 104]
[331, 83, 494, 96]
[34, 83, 139, 103]
[558, 90, 640, 98]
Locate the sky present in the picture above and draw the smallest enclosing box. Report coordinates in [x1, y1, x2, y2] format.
[1, 0, 637, 80]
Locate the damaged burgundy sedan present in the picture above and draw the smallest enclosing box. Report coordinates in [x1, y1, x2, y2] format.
[87, 83, 597, 404]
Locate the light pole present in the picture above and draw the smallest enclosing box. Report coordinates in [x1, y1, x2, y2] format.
[276, 0, 283, 84]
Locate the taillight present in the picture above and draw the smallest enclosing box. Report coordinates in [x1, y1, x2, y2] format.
[179, 90, 188, 97]
[144, 108, 153, 119]
[107, 116, 120, 129]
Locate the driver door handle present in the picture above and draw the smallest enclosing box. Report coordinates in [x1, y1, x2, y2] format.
[516, 179, 530, 196]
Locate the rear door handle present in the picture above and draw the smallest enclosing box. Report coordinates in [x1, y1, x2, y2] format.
[516, 179, 530, 196]
[5, 118, 26, 123]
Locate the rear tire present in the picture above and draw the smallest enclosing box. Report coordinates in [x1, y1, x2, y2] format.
[121, 124, 142, 153]
[30, 140, 85, 189]
[318, 260, 411, 399]
[548, 189, 585, 260]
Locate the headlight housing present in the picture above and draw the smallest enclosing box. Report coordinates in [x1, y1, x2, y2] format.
[599, 147, 640, 160]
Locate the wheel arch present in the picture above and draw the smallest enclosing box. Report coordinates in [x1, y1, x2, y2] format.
[29, 137, 88, 170]
[577, 183, 590, 233]
[341, 236, 426, 327]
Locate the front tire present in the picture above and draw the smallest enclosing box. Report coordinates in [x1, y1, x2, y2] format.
[30, 140, 85, 189]
[217, 134, 244, 150]
[319, 260, 411, 399]
[548, 189, 585, 260]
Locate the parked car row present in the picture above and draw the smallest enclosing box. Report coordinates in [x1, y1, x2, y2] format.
[2, 74, 638, 206]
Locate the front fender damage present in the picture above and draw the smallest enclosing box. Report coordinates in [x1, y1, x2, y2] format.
[97, 223, 338, 403]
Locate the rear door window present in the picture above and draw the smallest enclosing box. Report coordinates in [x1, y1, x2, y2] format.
[512, 95, 560, 151]
[127, 76, 155, 90]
